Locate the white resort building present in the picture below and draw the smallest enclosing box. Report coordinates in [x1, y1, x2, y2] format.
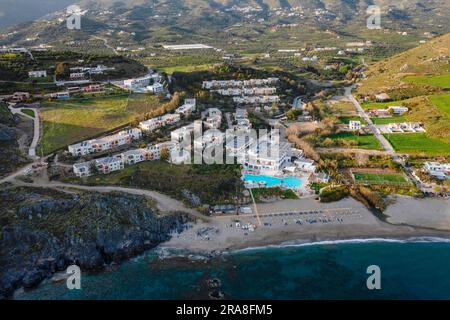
[139, 113, 180, 132]
[243, 136, 292, 175]
[68, 128, 142, 157]
[175, 99, 196, 116]
[202, 108, 222, 129]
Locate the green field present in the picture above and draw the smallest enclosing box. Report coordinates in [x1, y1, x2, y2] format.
[338, 116, 366, 124]
[353, 172, 410, 185]
[21, 108, 35, 118]
[383, 133, 450, 156]
[328, 132, 382, 150]
[429, 93, 450, 116]
[39, 94, 164, 155]
[371, 116, 407, 124]
[155, 64, 217, 74]
[403, 74, 450, 89]
[361, 101, 408, 110]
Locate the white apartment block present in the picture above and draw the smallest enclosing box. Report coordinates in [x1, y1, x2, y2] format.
[202, 78, 278, 89]
[139, 113, 180, 132]
[175, 99, 196, 116]
[68, 128, 142, 157]
[73, 156, 125, 177]
[202, 108, 222, 129]
[233, 95, 280, 105]
[124, 74, 152, 88]
[194, 130, 224, 150]
[423, 162, 450, 180]
[146, 82, 165, 93]
[28, 70, 47, 78]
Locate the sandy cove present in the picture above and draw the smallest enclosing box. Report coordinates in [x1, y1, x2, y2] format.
[161, 196, 450, 253]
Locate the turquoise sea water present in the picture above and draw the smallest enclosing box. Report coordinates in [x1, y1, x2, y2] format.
[243, 174, 303, 188]
[16, 239, 450, 300]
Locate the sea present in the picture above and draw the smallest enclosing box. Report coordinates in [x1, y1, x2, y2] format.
[15, 238, 450, 300]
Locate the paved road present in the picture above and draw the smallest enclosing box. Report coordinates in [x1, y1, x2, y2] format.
[92, 36, 119, 55]
[13, 180, 206, 220]
[8, 104, 40, 158]
[345, 86, 423, 188]
[345, 86, 396, 157]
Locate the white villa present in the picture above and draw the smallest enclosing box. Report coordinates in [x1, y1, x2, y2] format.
[423, 162, 450, 181]
[388, 106, 409, 115]
[349, 120, 362, 131]
[28, 70, 47, 78]
[202, 108, 222, 129]
[68, 128, 142, 157]
[139, 113, 180, 132]
[377, 122, 426, 134]
[175, 99, 196, 116]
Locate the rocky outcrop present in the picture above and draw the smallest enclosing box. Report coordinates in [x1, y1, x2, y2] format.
[0, 187, 190, 299]
[0, 103, 28, 177]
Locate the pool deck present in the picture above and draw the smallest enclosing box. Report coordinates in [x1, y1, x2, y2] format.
[242, 170, 314, 198]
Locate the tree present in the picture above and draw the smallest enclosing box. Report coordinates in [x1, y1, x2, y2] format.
[55, 62, 70, 80]
[160, 147, 170, 161]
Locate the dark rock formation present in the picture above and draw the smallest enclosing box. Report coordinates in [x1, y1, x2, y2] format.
[0, 187, 190, 299]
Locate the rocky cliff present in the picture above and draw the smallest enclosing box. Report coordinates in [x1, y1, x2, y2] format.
[0, 103, 28, 177]
[0, 186, 190, 299]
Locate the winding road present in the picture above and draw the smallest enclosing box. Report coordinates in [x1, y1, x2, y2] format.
[8, 104, 40, 158]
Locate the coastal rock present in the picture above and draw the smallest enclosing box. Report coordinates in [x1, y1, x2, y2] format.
[0, 187, 190, 299]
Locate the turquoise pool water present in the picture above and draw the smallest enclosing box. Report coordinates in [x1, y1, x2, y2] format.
[243, 174, 303, 188]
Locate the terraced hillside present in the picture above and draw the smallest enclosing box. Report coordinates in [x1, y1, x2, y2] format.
[356, 33, 450, 153]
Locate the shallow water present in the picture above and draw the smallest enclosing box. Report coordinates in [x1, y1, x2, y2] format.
[16, 239, 450, 300]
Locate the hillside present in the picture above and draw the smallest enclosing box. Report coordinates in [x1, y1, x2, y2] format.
[356, 33, 450, 98]
[356, 33, 450, 148]
[1, 0, 449, 56]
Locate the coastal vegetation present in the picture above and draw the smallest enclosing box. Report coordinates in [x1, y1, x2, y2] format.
[66, 161, 243, 206]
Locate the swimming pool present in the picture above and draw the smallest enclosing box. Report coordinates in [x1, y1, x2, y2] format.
[243, 174, 303, 189]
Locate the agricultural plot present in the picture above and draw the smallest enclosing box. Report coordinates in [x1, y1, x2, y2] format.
[327, 132, 382, 150]
[353, 172, 410, 186]
[403, 74, 450, 89]
[429, 93, 450, 116]
[39, 94, 164, 155]
[383, 133, 450, 156]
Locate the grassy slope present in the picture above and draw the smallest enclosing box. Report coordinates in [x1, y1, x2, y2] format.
[356, 34, 450, 151]
[39, 94, 164, 154]
[383, 133, 450, 156]
[356, 33, 450, 97]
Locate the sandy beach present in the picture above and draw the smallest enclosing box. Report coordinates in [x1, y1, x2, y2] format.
[161, 196, 450, 253]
